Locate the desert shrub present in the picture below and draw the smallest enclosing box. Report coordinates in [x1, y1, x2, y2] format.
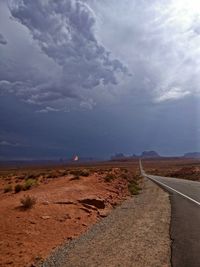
[121, 172, 130, 179]
[20, 195, 36, 210]
[105, 173, 116, 182]
[4, 185, 13, 193]
[69, 170, 79, 176]
[45, 171, 60, 179]
[80, 169, 90, 177]
[45, 173, 54, 179]
[25, 173, 38, 180]
[69, 169, 90, 177]
[59, 170, 68, 176]
[23, 179, 37, 191]
[120, 168, 129, 175]
[128, 181, 141, 195]
[17, 175, 26, 180]
[15, 184, 23, 193]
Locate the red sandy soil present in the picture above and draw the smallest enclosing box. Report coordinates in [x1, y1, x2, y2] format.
[143, 158, 200, 181]
[0, 165, 138, 267]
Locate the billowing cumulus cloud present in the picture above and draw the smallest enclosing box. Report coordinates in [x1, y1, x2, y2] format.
[0, 33, 7, 45]
[5, 0, 127, 107]
[90, 0, 200, 102]
[1, 0, 200, 159]
[2, 0, 200, 108]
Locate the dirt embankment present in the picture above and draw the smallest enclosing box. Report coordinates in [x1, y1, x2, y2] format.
[43, 178, 171, 267]
[0, 165, 140, 267]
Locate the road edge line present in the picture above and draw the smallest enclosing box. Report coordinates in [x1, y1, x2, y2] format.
[139, 160, 200, 207]
[144, 174, 200, 207]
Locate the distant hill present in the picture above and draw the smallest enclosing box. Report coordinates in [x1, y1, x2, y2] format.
[111, 151, 162, 161]
[141, 151, 160, 158]
[183, 152, 200, 158]
[132, 154, 138, 158]
[110, 153, 126, 161]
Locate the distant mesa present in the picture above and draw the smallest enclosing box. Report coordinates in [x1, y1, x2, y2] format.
[111, 151, 161, 161]
[183, 152, 200, 159]
[111, 153, 126, 161]
[141, 151, 160, 158]
[132, 154, 138, 158]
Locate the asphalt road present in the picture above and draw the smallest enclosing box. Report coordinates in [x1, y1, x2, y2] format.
[140, 161, 200, 267]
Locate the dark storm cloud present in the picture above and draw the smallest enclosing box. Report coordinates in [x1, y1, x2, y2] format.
[0, 33, 7, 45]
[1, 0, 200, 108]
[6, 0, 127, 106]
[1, 0, 200, 160]
[0, 140, 20, 147]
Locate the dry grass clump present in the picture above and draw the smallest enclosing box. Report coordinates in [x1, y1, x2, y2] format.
[45, 171, 61, 179]
[128, 181, 141, 195]
[104, 172, 116, 182]
[121, 168, 128, 173]
[14, 184, 23, 193]
[4, 184, 13, 193]
[69, 169, 90, 177]
[25, 173, 38, 180]
[58, 170, 68, 176]
[20, 195, 36, 210]
[23, 178, 37, 190]
[14, 179, 37, 193]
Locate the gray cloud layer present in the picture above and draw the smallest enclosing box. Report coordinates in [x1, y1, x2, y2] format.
[0, 33, 7, 45]
[1, 0, 200, 159]
[91, 0, 200, 102]
[1, 0, 199, 109]
[5, 0, 127, 107]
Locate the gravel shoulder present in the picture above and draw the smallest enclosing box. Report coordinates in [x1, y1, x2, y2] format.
[42, 178, 171, 267]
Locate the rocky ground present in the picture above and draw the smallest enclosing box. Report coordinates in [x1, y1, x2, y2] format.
[0, 163, 141, 267]
[42, 178, 171, 267]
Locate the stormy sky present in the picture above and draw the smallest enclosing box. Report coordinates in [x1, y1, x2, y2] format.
[0, 0, 200, 160]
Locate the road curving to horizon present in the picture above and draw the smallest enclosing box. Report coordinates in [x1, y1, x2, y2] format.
[140, 160, 200, 267]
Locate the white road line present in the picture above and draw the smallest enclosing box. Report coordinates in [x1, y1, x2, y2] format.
[144, 173, 200, 207]
[139, 160, 200, 206]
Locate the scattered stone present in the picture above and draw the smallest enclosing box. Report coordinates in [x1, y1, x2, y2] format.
[42, 201, 49, 205]
[98, 209, 110, 218]
[6, 261, 13, 265]
[58, 218, 65, 222]
[63, 214, 71, 220]
[53, 201, 75, 205]
[80, 207, 92, 214]
[78, 198, 105, 209]
[82, 203, 98, 211]
[41, 215, 51, 220]
[57, 214, 71, 222]
[29, 220, 36, 224]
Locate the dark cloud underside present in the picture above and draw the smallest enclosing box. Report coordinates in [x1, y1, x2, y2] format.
[0, 0, 200, 159]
